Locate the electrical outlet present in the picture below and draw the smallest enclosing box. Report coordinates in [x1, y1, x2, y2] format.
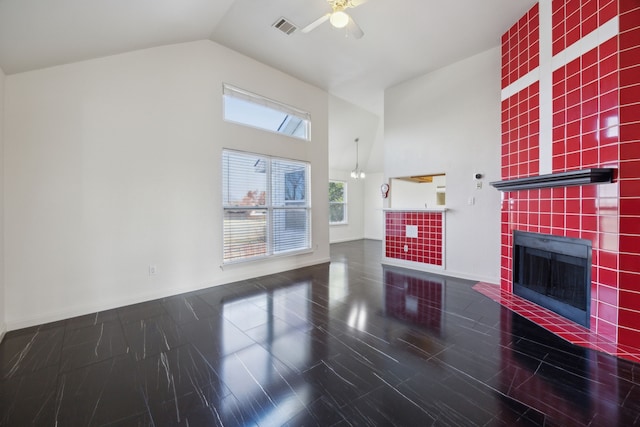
[404, 244, 409, 252]
[149, 265, 157, 276]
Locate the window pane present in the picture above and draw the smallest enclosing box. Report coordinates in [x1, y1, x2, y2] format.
[273, 209, 309, 254]
[329, 181, 344, 202]
[272, 159, 308, 208]
[329, 181, 347, 225]
[223, 209, 267, 261]
[222, 151, 267, 207]
[223, 84, 310, 141]
[222, 150, 311, 263]
[329, 204, 345, 223]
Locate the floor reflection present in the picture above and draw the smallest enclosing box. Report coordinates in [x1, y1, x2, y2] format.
[383, 266, 444, 335]
[498, 311, 625, 426]
[2, 240, 640, 426]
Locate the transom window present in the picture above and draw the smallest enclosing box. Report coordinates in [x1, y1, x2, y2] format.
[222, 84, 311, 141]
[222, 150, 311, 263]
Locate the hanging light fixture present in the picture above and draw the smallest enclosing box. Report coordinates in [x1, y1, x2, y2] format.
[329, 10, 350, 28]
[350, 137, 365, 179]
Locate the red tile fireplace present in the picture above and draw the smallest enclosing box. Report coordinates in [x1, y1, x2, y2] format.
[497, 1, 640, 357]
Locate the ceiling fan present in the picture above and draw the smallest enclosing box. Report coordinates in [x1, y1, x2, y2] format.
[301, 0, 369, 39]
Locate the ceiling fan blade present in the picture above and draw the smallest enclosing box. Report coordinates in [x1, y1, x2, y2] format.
[346, 16, 364, 39]
[349, 0, 370, 8]
[301, 13, 330, 33]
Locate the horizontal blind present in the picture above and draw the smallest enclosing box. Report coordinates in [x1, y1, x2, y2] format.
[223, 210, 267, 261]
[222, 151, 267, 207]
[222, 151, 269, 262]
[222, 150, 310, 263]
[272, 158, 310, 254]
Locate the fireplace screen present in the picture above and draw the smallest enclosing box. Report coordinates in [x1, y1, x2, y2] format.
[513, 231, 591, 327]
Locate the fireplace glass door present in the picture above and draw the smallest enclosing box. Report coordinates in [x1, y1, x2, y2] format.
[513, 231, 591, 327]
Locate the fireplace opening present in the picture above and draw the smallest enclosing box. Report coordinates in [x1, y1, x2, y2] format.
[513, 231, 591, 328]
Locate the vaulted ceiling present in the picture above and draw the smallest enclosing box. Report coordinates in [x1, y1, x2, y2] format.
[0, 0, 537, 171]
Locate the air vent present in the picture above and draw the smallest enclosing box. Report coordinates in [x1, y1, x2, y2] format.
[273, 17, 297, 35]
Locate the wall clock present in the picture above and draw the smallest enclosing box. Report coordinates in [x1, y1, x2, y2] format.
[381, 183, 389, 198]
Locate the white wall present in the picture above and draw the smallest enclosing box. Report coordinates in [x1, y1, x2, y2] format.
[328, 96, 380, 173]
[4, 40, 330, 329]
[329, 170, 364, 243]
[327, 95, 382, 243]
[363, 172, 384, 240]
[384, 47, 502, 283]
[0, 65, 5, 340]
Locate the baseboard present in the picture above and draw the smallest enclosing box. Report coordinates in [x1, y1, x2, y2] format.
[330, 238, 383, 244]
[0, 322, 6, 344]
[329, 237, 365, 244]
[443, 269, 499, 285]
[5, 257, 333, 332]
[381, 258, 499, 285]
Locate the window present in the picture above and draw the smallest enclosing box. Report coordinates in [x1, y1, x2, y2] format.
[222, 150, 311, 263]
[329, 181, 347, 225]
[223, 84, 311, 141]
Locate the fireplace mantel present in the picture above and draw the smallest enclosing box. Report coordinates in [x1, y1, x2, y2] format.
[490, 168, 614, 191]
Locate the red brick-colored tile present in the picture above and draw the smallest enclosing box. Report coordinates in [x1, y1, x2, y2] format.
[620, 290, 640, 312]
[620, 253, 640, 275]
[620, 103, 640, 123]
[620, 234, 640, 254]
[619, 271, 640, 293]
[619, 326, 640, 348]
[620, 0, 640, 16]
[620, 27, 640, 51]
[598, 301, 619, 324]
[597, 318, 618, 341]
[620, 122, 640, 142]
[620, 64, 640, 87]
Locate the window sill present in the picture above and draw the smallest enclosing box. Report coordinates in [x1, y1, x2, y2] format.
[222, 247, 314, 268]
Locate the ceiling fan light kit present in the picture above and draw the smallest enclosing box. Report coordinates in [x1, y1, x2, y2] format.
[301, 0, 368, 39]
[329, 11, 350, 28]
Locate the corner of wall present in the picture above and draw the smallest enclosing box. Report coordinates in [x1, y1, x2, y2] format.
[0, 64, 5, 342]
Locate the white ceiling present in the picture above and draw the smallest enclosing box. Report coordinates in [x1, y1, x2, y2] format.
[0, 0, 536, 172]
[0, 0, 536, 115]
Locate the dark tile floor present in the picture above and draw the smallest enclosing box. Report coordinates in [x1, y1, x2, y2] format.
[2, 239, 640, 426]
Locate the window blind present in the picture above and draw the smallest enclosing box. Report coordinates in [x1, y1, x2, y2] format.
[222, 150, 311, 263]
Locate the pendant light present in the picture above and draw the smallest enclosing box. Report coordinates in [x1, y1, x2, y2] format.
[350, 138, 365, 179]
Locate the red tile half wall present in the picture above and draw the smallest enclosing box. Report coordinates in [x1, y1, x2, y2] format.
[385, 211, 443, 266]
